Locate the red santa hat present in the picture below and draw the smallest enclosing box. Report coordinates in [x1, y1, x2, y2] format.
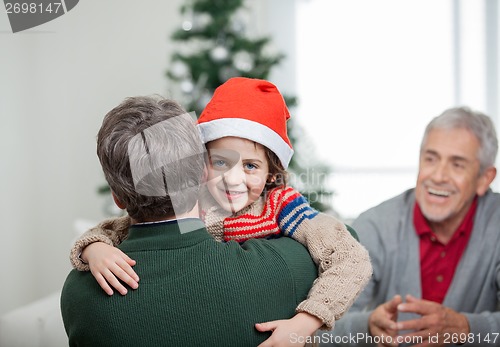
[197, 77, 294, 169]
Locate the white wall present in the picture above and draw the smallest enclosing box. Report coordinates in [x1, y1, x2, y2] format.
[0, 0, 183, 316]
[253, 0, 297, 97]
[291, 0, 500, 218]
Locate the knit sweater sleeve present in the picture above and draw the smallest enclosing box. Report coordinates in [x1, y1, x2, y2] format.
[69, 215, 132, 271]
[273, 187, 373, 330]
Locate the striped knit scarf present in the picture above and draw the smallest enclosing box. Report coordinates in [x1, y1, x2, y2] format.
[202, 186, 318, 243]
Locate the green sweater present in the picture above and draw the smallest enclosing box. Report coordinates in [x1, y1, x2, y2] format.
[61, 218, 317, 347]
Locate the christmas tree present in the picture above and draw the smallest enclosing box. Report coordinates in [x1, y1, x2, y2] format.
[166, 0, 288, 114]
[166, 0, 333, 212]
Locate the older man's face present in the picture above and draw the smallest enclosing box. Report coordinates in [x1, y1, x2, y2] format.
[415, 127, 489, 226]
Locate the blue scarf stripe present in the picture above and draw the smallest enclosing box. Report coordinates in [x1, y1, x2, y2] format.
[279, 195, 319, 237]
[285, 211, 318, 238]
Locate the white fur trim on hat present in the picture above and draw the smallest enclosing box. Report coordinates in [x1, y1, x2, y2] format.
[197, 118, 294, 169]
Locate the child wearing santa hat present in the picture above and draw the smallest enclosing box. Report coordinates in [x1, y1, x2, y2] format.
[70, 77, 372, 342]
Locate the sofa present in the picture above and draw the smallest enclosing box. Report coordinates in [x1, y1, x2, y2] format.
[0, 291, 67, 347]
[0, 219, 98, 347]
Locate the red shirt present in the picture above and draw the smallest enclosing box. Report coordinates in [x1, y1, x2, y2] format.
[413, 197, 477, 303]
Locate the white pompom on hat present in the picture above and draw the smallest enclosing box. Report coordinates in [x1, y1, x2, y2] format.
[197, 77, 294, 169]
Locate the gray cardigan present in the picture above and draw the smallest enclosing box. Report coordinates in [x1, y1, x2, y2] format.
[323, 189, 500, 347]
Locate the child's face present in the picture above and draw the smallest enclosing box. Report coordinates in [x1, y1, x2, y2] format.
[206, 137, 271, 213]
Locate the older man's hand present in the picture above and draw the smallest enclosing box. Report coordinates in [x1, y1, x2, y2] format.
[396, 294, 470, 347]
[368, 295, 403, 347]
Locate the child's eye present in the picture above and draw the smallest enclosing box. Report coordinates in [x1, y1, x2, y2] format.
[244, 163, 257, 171]
[211, 159, 227, 168]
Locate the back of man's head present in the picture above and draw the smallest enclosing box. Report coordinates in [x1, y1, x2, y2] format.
[97, 96, 206, 222]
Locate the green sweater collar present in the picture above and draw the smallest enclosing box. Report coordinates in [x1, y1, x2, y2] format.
[121, 218, 211, 251]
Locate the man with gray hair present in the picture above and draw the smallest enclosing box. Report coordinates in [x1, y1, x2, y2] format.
[60, 96, 317, 346]
[322, 106, 499, 346]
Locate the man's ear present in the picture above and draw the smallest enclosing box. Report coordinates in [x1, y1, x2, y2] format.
[111, 191, 126, 209]
[477, 166, 497, 196]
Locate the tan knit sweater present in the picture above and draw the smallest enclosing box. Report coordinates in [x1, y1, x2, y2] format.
[70, 186, 372, 330]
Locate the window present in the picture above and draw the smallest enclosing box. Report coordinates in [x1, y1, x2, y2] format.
[294, 0, 499, 219]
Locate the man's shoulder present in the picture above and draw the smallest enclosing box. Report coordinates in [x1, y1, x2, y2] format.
[357, 189, 414, 220]
[480, 189, 500, 206]
[240, 236, 311, 259]
[350, 189, 414, 242]
[239, 237, 316, 277]
[60, 269, 106, 324]
[61, 269, 101, 298]
[477, 189, 500, 224]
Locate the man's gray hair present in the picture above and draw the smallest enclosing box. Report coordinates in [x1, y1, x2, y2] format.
[421, 106, 498, 174]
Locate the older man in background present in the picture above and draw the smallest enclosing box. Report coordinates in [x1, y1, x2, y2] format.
[323, 106, 499, 347]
